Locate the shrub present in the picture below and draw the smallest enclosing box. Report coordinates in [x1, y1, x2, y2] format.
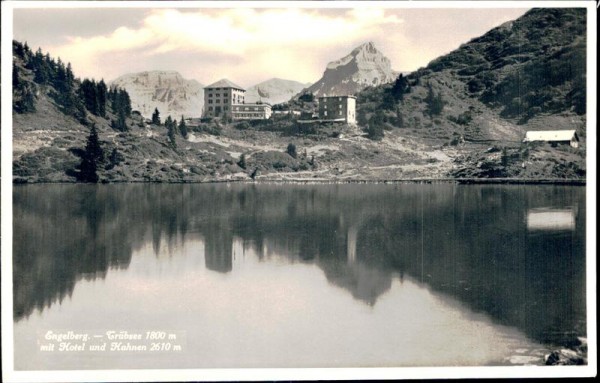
[235, 121, 251, 130]
[287, 143, 297, 158]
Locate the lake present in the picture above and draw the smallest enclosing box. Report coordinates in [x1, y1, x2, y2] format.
[12, 183, 586, 370]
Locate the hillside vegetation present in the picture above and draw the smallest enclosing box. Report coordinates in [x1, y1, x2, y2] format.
[355, 7, 586, 179]
[12, 8, 587, 183]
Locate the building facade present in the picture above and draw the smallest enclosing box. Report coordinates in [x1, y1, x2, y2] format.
[317, 96, 357, 124]
[523, 130, 579, 148]
[231, 103, 272, 120]
[203, 79, 271, 120]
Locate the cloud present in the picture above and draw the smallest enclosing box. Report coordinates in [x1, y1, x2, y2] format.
[46, 8, 404, 85]
[34, 7, 528, 86]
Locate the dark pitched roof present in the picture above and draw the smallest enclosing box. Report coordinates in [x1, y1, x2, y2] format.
[205, 79, 245, 91]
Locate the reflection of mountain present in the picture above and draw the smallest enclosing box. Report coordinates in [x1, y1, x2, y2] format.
[14, 184, 586, 348]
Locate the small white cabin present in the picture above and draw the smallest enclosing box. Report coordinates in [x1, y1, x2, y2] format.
[523, 130, 579, 148]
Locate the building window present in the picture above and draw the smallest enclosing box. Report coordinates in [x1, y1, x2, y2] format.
[208, 100, 213, 104]
[223, 93, 228, 97]
[216, 99, 220, 103]
[339, 110, 342, 115]
[324, 111, 328, 116]
[224, 106, 229, 111]
[339, 104, 342, 108]
[224, 99, 228, 103]
[208, 93, 213, 98]
[339, 97, 342, 101]
[215, 93, 220, 97]
[324, 105, 327, 109]
[208, 106, 213, 111]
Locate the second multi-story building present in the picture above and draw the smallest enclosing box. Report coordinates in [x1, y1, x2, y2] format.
[317, 95, 357, 124]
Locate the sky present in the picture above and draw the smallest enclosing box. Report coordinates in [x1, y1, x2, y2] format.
[12, 5, 529, 87]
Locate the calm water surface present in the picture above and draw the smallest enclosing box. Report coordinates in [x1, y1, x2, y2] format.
[13, 184, 586, 369]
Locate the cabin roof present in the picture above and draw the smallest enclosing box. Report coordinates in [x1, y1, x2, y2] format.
[524, 130, 578, 142]
[205, 79, 245, 91]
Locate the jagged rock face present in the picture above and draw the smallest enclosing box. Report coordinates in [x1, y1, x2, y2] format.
[110, 71, 204, 119]
[245, 78, 312, 105]
[303, 42, 396, 97]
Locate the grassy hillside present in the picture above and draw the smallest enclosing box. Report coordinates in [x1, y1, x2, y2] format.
[355, 8, 586, 179]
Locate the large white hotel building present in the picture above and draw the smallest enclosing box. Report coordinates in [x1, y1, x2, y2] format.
[203, 79, 272, 120]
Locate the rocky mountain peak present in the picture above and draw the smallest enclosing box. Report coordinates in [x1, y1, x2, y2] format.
[353, 41, 378, 54]
[110, 71, 204, 119]
[303, 41, 396, 98]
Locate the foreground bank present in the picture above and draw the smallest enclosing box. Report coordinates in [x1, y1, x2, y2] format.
[12, 120, 587, 184]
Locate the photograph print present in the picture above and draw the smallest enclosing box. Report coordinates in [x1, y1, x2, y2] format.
[2, 0, 596, 381]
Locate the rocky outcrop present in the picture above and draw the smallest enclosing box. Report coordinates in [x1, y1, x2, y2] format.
[245, 78, 312, 105]
[110, 71, 204, 119]
[545, 338, 587, 365]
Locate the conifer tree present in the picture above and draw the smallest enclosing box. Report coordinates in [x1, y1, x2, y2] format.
[237, 153, 247, 169]
[425, 83, 444, 117]
[78, 124, 104, 182]
[118, 89, 132, 116]
[106, 147, 124, 170]
[13, 40, 25, 58]
[80, 79, 99, 115]
[97, 80, 107, 117]
[66, 63, 75, 89]
[166, 116, 177, 148]
[54, 57, 68, 92]
[287, 143, 297, 158]
[152, 108, 161, 125]
[14, 65, 36, 114]
[13, 61, 21, 86]
[178, 116, 188, 138]
[111, 110, 128, 132]
[391, 74, 410, 101]
[32, 48, 50, 84]
[367, 110, 386, 140]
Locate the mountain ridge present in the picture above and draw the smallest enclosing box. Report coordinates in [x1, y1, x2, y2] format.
[299, 41, 396, 98]
[110, 70, 204, 119]
[244, 78, 312, 105]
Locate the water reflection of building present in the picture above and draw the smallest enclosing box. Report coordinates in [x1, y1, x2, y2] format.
[347, 226, 358, 264]
[527, 208, 576, 231]
[204, 229, 233, 273]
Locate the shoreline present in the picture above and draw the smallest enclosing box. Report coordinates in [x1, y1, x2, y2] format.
[12, 177, 587, 186]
